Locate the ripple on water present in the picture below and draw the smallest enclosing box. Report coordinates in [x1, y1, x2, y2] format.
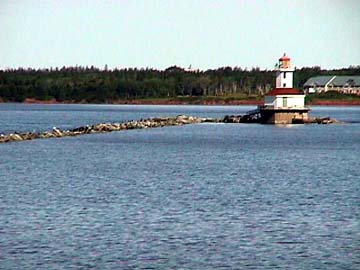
[0, 105, 360, 269]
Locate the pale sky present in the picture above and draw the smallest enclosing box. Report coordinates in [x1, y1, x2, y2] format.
[0, 0, 359, 70]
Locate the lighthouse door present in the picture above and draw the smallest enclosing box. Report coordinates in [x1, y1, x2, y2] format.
[283, 97, 288, 108]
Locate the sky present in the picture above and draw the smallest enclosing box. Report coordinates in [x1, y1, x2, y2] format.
[0, 0, 359, 70]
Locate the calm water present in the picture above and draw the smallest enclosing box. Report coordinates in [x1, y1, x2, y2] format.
[0, 104, 359, 269]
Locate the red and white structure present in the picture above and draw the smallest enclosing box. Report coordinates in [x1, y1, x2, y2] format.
[260, 53, 309, 124]
[276, 53, 294, 88]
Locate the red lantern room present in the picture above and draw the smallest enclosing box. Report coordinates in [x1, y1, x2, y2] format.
[279, 53, 291, 68]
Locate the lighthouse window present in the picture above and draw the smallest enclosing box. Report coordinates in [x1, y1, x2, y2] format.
[283, 72, 286, 79]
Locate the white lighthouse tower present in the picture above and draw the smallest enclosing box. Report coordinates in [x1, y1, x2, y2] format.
[276, 53, 295, 88]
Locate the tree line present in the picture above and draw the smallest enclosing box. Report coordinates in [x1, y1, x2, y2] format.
[0, 65, 359, 102]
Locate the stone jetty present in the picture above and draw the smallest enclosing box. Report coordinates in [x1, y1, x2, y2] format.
[0, 114, 341, 144]
[0, 115, 219, 144]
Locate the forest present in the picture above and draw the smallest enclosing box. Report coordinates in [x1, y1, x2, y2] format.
[0, 65, 359, 103]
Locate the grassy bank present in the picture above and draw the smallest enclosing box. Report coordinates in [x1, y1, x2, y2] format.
[8, 91, 360, 106]
[154, 94, 262, 105]
[306, 91, 360, 105]
[21, 94, 263, 105]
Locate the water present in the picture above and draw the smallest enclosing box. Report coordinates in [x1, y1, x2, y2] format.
[0, 104, 253, 134]
[0, 104, 359, 269]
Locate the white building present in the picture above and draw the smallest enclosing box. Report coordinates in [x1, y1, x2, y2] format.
[264, 88, 305, 109]
[260, 54, 309, 124]
[264, 53, 305, 108]
[303, 75, 360, 95]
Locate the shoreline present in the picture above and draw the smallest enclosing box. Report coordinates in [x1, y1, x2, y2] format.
[1, 98, 360, 106]
[21, 98, 265, 106]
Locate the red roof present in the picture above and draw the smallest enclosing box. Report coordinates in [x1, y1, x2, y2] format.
[279, 53, 290, 61]
[266, 88, 303, 96]
[279, 56, 290, 61]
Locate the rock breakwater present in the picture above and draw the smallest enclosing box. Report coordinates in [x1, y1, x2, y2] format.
[0, 115, 220, 144]
[0, 114, 342, 144]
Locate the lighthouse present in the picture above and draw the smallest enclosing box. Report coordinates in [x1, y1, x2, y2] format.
[276, 53, 294, 88]
[259, 53, 310, 124]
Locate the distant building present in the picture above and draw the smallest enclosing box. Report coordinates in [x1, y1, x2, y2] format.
[304, 75, 360, 95]
[259, 53, 309, 124]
